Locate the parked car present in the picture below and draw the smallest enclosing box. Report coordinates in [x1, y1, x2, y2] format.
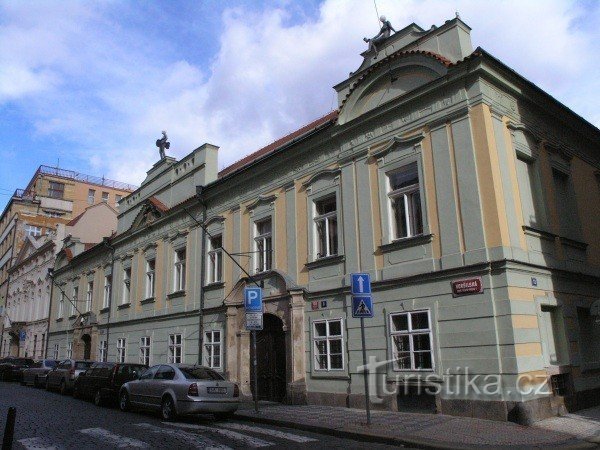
[119, 364, 239, 421]
[21, 359, 59, 387]
[73, 362, 147, 406]
[46, 359, 94, 394]
[0, 358, 35, 382]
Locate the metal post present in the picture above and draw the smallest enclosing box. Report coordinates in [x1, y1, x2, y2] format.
[2, 407, 16, 449]
[252, 330, 259, 413]
[360, 318, 371, 425]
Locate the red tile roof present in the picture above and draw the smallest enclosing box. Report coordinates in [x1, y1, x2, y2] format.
[148, 196, 168, 212]
[218, 110, 339, 178]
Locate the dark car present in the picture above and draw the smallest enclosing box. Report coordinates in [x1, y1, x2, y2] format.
[21, 360, 59, 387]
[74, 362, 147, 406]
[0, 358, 35, 382]
[46, 359, 94, 394]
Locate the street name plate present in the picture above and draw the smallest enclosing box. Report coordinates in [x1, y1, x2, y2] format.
[245, 311, 263, 331]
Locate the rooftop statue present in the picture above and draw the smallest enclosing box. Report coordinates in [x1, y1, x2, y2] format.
[156, 131, 170, 159]
[363, 15, 396, 57]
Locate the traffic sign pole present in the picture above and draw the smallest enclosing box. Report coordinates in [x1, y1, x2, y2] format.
[253, 330, 259, 413]
[360, 317, 371, 425]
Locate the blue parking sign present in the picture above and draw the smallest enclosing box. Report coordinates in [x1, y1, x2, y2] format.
[244, 287, 263, 312]
[351, 273, 371, 295]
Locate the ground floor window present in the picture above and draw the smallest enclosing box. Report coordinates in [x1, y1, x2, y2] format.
[53, 344, 59, 359]
[313, 319, 344, 371]
[168, 334, 182, 364]
[99, 340, 107, 362]
[204, 331, 222, 370]
[117, 338, 126, 363]
[389, 310, 433, 371]
[66, 342, 72, 359]
[140, 336, 151, 366]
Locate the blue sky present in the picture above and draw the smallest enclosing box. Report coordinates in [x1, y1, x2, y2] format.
[1, 0, 599, 208]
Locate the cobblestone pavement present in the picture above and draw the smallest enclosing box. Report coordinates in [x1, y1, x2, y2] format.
[0, 383, 408, 449]
[535, 407, 600, 444]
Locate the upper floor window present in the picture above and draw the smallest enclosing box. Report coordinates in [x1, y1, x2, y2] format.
[145, 259, 155, 299]
[85, 281, 93, 312]
[101, 192, 109, 203]
[314, 196, 338, 258]
[87, 189, 95, 205]
[552, 168, 580, 239]
[207, 235, 223, 284]
[389, 310, 433, 371]
[387, 163, 422, 239]
[71, 286, 78, 316]
[122, 267, 131, 304]
[516, 155, 546, 228]
[254, 218, 272, 273]
[174, 249, 186, 292]
[25, 225, 42, 237]
[57, 292, 64, 319]
[48, 181, 65, 199]
[313, 319, 344, 371]
[115, 194, 122, 207]
[103, 275, 112, 309]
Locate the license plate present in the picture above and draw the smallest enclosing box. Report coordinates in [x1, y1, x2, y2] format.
[207, 387, 227, 394]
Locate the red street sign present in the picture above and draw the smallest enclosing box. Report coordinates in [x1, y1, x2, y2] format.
[311, 301, 319, 310]
[451, 277, 483, 297]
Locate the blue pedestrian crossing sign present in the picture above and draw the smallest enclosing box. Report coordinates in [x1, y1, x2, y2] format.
[244, 287, 263, 312]
[352, 296, 374, 318]
[351, 273, 371, 295]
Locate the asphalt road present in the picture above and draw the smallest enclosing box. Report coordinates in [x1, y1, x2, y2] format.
[0, 382, 407, 449]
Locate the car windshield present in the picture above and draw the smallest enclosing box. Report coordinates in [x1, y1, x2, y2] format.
[44, 360, 58, 368]
[75, 362, 93, 370]
[179, 367, 224, 380]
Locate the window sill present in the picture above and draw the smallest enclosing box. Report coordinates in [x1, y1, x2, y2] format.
[203, 282, 224, 291]
[99, 307, 110, 314]
[379, 234, 433, 253]
[140, 297, 155, 305]
[55, 318, 63, 323]
[305, 255, 345, 270]
[68, 315, 77, 320]
[523, 225, 556, 240]
[117, 303, 131, 310]
[559, 236, 587, 250]
[310, 372, 350, 380]
[167, 290, 186, 299]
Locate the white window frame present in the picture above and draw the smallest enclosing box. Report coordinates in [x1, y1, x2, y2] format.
[48, 181, 65, 199]
[66, 341, 72, 359]
[122, 267, 131, 305]
[53, 344, 59, 359]
[57, 292, 64, 319]
[389, 310, 434, 372]
[174, 249, 186, 292]
[314, 196, 338, 258]
[140, 336, 151, 366]
[207, 235, 223, 284]
[103, 275, 112, 309]
[25, 225, 42, 237]
[117, 338, 126, 363]
[254, 218, 272, 273]
[313, 318, 345, 371]
[87, 189, 95, 205]
[101, 192, 109, 203]
[204, 330, 222, 370]
[168, 334, 182, 364]
[387, 163, 423, 240]
[115, 194, 122, 208]
[71, 286, 78, 316]
[99, 340, 107, 362]
[85, 281, 93, 312]
[145, 259, 155, 299]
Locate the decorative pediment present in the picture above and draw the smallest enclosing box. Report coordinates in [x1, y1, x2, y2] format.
[246, 194, 277, 212]
[369, 133, 425, 160]
[204, 215, 225, 228]
[302, 169, 341, 194]
[129, 197, 168, 232]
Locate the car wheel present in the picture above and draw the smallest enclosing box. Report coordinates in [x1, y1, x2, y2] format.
[59, 380, 67, 395]
[214, 412, 234, 421]
[94, 390, 103, 407]
[119, 391, 130, 412]
[161, 396, 177, 421]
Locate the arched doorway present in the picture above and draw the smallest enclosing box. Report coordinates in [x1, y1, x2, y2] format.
[250, 314, 287, 402]
[81, 334, 91, 360]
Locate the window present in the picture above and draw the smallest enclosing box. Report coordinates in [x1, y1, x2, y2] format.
[41, 334, 45, 358]
[314, 196, 338, 258]
[204, 331, 222, 370]
[115, 195, 122, 207]
[145, 260, 155, 299]
[101, 192, 109, 203]
[85, 281, 93, 312]
[45, 211, 63, 218]
[387, 163, 423, 239]
[540, 305, 568, 366]
[207, 235, 223, 284]
[25, 225, 42, 237]
[117, 338, 126, 363]
[168, 334, 182, 364]
[33, 335, 38, 358]
[255, 218, 272, 273]
[53, 344, 59, 359]
[66, 342, 72, 359]
[389, 311, 433, 371]
[552, 169, 580, 238]
[103, 275, 112, 309]
[48, 181, 65, 199]
[57, 292, 64, 319]
[313, 319, 344, 371]
[174, 249, 186, 292]
[516, 156, 545, 228]
[577, 307, 600, 369]
[140, 337, 151, 366]
[122, 268, 131, 304]
[99, 340, 107, 362]
[71, 286, 78, 316]
[87, 189, 95, 205]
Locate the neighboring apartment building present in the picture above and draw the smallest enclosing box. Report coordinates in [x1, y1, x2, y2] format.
[48, 17, 600, 424]
[1, 202, 119, 358]
[0, 165, 135, 353]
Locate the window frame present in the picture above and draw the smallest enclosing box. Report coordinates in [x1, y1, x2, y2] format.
[254, 217, 273, 273]
[117, 338, 126, 363]
[207, 235, 223, 284]
[48, 181, 65, 199]
[139, 336, 151, 366]
[71, 285, 78, 316]
[57, 292, 64, 319]
[313, 195, 338, 259]
[87, 189, 95, 205]
[204, 330, 222, 370]
[386, 162, 423, 241]
[99, 340, 107, 362]
[85, 281, 93, 312]
[388, 309, 434, 372]
[145, 259, 155, 299]
[25, 225, 42, 237]
[103, 275, 112, 309]
[312, 318, 345, 372]
[101, 192, 109, 203]
[168, 333, 183, 364]
[122, 267, 131, 305]
[173, 248, 186, 292]
[66, 342, 72, 359]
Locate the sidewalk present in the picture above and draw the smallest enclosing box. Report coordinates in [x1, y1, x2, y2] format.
[235, 402, 598, 449]
[535, 407, 600, 445]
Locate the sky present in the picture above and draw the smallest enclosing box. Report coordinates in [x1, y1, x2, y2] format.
[1, 0, 599, 206]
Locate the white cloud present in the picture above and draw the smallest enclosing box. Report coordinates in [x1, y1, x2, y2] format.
[1, 0, 598, 185]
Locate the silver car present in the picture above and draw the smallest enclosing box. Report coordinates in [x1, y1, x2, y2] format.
[46, 359, 94, 395]
[119, 364, 239, 421]
[22, 359, 58, 388]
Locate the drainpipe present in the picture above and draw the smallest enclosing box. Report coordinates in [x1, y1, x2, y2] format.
[44, 267, 54, 359]
[196, 186, 207, 365]
[103, 237, 116, 362]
